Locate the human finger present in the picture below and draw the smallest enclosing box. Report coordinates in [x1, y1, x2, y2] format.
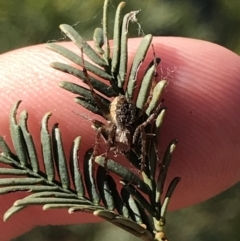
[0, 37, 239, 240]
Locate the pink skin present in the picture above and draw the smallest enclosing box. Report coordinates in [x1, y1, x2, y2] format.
[0, 37, 240, 240]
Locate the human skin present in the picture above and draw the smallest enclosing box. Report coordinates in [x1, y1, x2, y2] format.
[0, 38, 240, 240]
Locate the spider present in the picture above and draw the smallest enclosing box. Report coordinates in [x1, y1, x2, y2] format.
[80, 45, 163, 170]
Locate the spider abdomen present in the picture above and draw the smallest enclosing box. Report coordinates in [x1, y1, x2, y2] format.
[110, 95, 136, 128]
[109, 95, 137, 153]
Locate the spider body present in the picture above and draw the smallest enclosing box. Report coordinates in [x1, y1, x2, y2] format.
[91, 91, 162, 167]
[109, 95, 136, 153]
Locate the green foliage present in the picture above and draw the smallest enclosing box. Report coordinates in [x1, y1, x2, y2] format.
[1, 0, 240, 54]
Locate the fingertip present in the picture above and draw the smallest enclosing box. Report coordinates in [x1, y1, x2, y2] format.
[0, 37, 240, 211]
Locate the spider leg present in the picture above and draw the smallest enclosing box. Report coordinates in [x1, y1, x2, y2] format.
[77, 114, 108, 157]
[92, 122, 116, 170]
[91, 119, 107, 134]
[133, 100, 163, 171]
[104, 124, 116, 169]
[92, 126, 103, 161]
[140, 125, 147, 171]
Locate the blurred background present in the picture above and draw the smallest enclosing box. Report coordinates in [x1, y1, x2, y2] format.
[1, 0, 240, 54]
[0, 0, 240, 240]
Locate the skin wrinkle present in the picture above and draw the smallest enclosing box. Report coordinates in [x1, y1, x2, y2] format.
[0, 37, 239, 240]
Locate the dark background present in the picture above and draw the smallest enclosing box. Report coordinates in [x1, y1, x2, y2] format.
[1, 0, 240, 240]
